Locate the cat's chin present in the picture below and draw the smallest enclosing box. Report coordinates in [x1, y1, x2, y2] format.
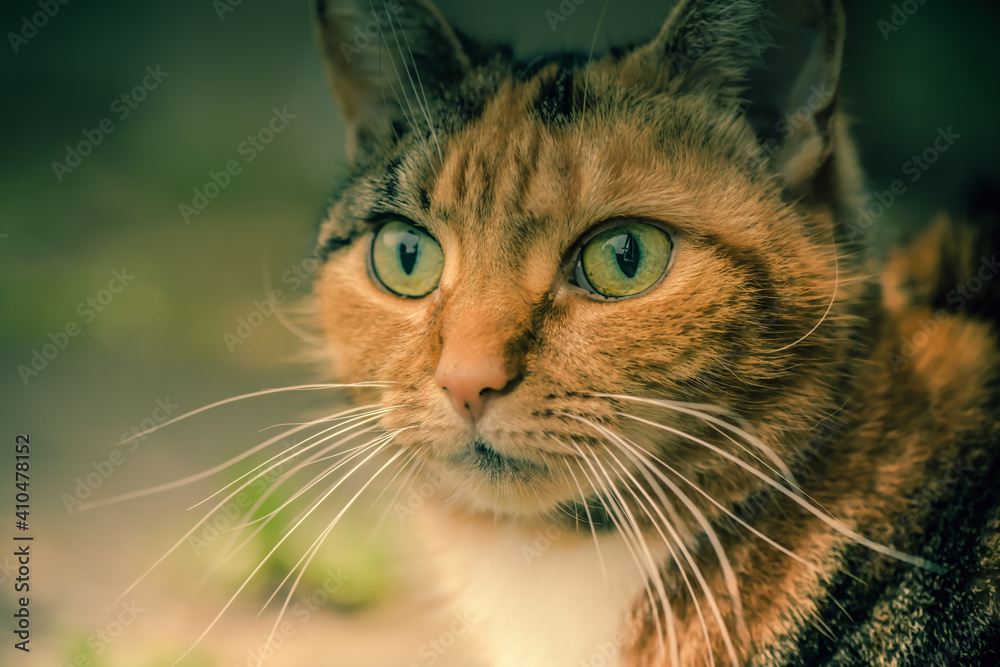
[423, 439, 576, 518]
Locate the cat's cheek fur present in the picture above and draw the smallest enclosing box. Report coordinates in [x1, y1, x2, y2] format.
[316, 238, 439, 384]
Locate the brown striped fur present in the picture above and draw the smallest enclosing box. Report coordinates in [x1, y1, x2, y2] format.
[310, 0, 1000, 664]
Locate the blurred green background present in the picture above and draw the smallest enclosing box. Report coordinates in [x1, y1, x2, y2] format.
[1, 0, 998, 665]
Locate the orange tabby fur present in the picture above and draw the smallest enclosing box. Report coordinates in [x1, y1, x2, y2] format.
[310, 0, 1000, 664]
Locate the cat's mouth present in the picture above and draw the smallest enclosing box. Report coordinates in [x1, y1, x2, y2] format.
[451, 438, 547, 482]
[427, 436, 576, 515]
[440, 440, 626, 521]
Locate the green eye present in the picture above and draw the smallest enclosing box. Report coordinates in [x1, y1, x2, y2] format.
[574, 222, 672, 298]
[370, 220, 443, 298]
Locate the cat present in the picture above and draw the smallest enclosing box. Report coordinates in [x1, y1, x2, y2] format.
[307, 0, 1000, 664]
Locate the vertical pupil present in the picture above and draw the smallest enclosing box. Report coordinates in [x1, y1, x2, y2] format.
[614, 232, 640, 278]
[399, 231, 419, 275]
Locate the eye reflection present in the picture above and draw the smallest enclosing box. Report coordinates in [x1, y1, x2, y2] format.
[573, 221, 672, 298]
[370, 220, 443, 298]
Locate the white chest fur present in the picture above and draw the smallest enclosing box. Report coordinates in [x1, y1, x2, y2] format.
[416, 508, 664, 667]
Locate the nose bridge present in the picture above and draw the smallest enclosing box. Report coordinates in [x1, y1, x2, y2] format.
[443, 284, 516, 349]
[434, 282, 531, 422]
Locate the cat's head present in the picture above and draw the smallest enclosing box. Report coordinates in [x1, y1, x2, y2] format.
[310, 0, 873, 520]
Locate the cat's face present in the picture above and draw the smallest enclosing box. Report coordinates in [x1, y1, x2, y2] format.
[312, 0, 865, 519]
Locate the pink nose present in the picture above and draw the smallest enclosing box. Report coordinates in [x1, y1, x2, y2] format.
[435, 355, 516, 423]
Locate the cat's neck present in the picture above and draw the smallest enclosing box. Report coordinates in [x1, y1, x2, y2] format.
[414, 502, 658, 667]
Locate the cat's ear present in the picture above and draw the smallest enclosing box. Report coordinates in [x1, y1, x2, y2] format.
[312, 0, 470, 163]
[630, 0, 844, 189]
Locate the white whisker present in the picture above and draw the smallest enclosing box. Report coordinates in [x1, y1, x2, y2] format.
[593, 393, 801, 493]
[558, 452, 608, 582]
[569, 414, 739, 666]
[111, 415, 391, 610]
[571, 442, 675, 664]
[371, 1, 438, 172]
[169, 433, 407, 666]
[227, 434, 389, 530]
[197, 427, 390, 587]
[260, 251, 324, 346]
[621, 440, 747, 655]
[365, 446, 424, 545]
[120, 383, 386, 446]
[578, 0, 611, 122]
[188, 409, 392, 510]
[384, 0, 444, 163]
[200, 447, 379, 589]
[619, 412, 943, 573]
[605, 448, 719, 667]
[256, 433, 403, 606]
[365, 444, 420, 514]
[259, 446, 407, 649]
[79, 404, 382, 511]
[622, 454, 728, 664]
[764, 233, 839, 354]
[646, 447, 822, 574]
